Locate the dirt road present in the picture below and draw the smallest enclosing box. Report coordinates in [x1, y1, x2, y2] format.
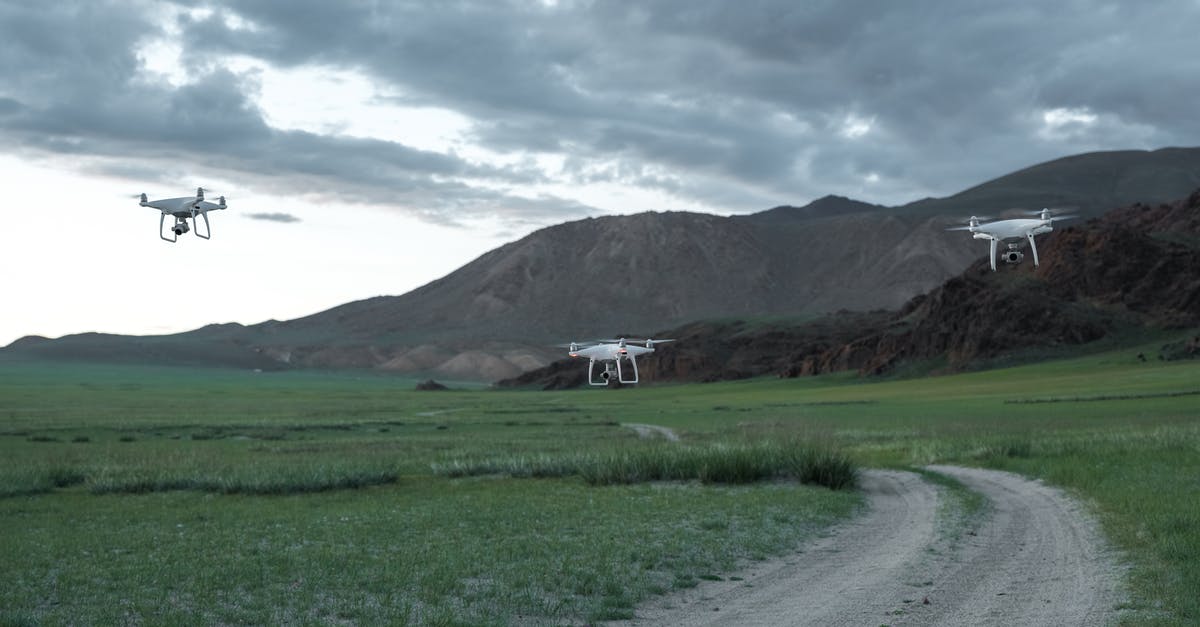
[615, 466, 1124, 626]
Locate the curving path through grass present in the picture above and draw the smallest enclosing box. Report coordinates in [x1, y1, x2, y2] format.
[615, 466, 1124, 626]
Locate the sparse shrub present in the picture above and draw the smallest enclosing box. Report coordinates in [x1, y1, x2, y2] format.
[971, 438, 1034, 460]
[672, 574, 699, 589]
[997, 439, 1033, 458]
[49, 467, 86, 488]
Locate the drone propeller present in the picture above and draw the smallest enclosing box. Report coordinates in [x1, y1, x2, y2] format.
[594, 338, 676, 348]
[1021, 209, 1076, 223]
[196, 187, 228, 200]
[189, 187, 230, 212]
[555, 341, 596, 351]
[1023, 206, 1076, 214]
[946, 215, 989, 231]
[1021, 206, 1077, 222]
[193, 187, 230, 199]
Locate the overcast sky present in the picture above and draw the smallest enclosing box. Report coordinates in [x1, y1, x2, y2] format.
[2, 0, 1198, 346]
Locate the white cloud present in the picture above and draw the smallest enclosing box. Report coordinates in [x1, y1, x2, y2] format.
[839, 113, 875, 139]
[1038, 106, 1099, 139]
[1034, 106, 1159, 147]
[249, 63, 474, 155]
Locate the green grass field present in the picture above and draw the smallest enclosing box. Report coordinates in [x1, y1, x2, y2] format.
[1, 335, 1198, 625]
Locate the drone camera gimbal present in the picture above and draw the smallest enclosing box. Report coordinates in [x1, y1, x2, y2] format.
[589, 356, 639, 386]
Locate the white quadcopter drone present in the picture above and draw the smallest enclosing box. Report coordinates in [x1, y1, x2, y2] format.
[562, 338, 675, 386]
[948, 208, 1075, 271]
[140, 187, 226, 242]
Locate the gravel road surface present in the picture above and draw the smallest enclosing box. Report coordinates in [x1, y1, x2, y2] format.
[614, 466, 1124, 626]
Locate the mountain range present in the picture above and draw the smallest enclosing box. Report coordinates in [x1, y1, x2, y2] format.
[504, 187, 1200, 389]
[6, 147, 1200, 381]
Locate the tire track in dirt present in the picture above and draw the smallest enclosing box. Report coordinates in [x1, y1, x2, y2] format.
[613, 466, 1124, 626]
[912, 465, 1124, 626]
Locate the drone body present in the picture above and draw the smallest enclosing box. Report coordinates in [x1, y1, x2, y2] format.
[949, 208, 1074, 271]
[140, 187, 226, 242]
[564, 338, 674, 386]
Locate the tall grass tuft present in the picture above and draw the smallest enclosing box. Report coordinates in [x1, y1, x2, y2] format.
[85, 462, 400, 496]
[431, 454, 578, 479]
[0, 464, 89, 498]
[785, 446, 858, 490]
[434, 441, 857, 490]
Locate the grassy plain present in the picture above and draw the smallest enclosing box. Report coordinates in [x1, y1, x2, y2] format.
[1, 335, 1198, 624]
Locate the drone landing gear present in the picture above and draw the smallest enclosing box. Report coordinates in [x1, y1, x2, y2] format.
[193, 211, 212, 240]
[588, 357, 639, 386]
[160, 214, 183, 243]
[159, 212, 211, 242]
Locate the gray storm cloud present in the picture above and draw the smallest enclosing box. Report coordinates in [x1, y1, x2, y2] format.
[245, 212, 301, 223]
[0, 0, 1197, 223]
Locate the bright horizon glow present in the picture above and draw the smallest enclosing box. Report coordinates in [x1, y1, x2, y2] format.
[0, 155, 514, 346]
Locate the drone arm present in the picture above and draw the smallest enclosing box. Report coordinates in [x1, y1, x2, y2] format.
[1027, 232, 1040, 266]
[159, 212, 176, 243]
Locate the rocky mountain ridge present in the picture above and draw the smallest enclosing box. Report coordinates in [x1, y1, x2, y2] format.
[504, 189, 1200, 388]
